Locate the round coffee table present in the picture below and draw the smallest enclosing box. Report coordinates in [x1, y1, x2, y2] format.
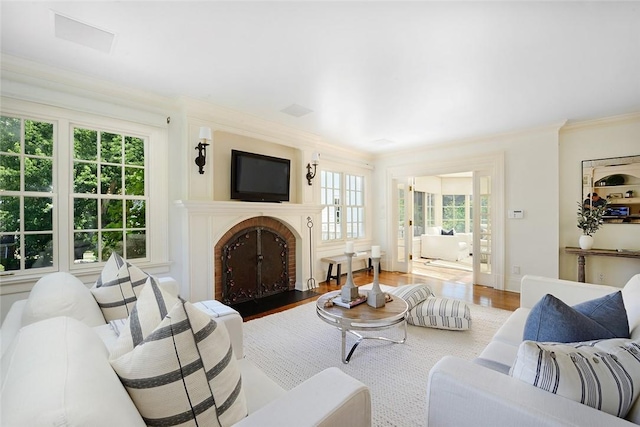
[316, 290, 408, 363]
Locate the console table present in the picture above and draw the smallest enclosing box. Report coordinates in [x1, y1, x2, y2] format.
[321, 251, 385, 286]
[564, 247, 640, 282]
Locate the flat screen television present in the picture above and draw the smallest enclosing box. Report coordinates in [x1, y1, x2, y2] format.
[231, 150, 291, 202]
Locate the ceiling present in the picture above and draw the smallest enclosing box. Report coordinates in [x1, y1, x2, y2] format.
[2, 1, 639, 154]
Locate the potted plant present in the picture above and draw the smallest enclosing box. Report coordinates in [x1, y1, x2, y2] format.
[576, 201, 607, 249]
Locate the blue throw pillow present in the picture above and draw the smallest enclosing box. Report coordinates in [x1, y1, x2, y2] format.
[573, 291, 629, 338]
[523, 292, 629, 342]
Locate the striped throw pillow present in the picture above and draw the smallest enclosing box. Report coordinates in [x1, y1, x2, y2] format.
[407, 297, 471, 330]
[387, 284, 434, 310]
[510, 339, 640, 418]
[91, 252, 150, 321]
[109, 277, 180, 355]
[109, 282, 247, 426]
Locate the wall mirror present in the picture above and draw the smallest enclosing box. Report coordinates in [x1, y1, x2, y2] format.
[582, 155, 640, 224]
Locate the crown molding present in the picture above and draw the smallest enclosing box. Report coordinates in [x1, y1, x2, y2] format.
[561, 111, 640, 131]
[1, 54, 176, 115]
[375, 120, 567, 161]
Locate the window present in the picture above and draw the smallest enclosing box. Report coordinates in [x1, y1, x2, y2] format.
[345, 174, 364, 239]
[72, 127, 147, 263]
[426, 193, 436, 227]
[413, 191, 425, 236]
[442, 194, 471, 233]
[0, 116, 55, 272]
[321, 171, 365, 241]
[0, 104, 158, 279]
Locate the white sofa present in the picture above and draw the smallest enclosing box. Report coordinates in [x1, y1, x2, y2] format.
[426, 274, 640, 426]
[420, 226, 470, 262]
[1, 272, 371, 427]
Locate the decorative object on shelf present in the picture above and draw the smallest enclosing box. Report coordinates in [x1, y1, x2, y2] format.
[341, 241, 359, 302]
[577, 201, 607, 250]
[367, 245, 386, 308]
[626, 190, 634, 198]
[579, 235, 594, 251]
[605, 174, 626, 186]
[194, 126, 212, 174]
[608, 193, 623, 199]
[305, 152, 320, 185]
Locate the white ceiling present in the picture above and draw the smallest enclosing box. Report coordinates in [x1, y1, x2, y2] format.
[2, 1, 639, 153]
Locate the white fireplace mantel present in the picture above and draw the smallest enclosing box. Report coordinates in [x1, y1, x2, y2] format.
[175, 199, 323, 303]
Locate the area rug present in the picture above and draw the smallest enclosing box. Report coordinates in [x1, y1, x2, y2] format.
[242, 301, 513, 427]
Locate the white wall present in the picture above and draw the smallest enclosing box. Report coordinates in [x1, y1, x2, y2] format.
[559, 114, 640, 286]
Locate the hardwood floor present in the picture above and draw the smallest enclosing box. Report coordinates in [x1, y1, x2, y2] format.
[243, 268, 520, 321]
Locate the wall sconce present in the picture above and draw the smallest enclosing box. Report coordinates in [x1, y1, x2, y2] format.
[306, 152, 320, 185]
[194, 126, 212, 174]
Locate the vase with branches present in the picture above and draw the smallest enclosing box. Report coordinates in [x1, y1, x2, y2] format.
[577, 201, 607, 236]
[577, 201, 607, 249]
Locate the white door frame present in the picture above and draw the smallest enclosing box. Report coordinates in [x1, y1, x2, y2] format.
[385, 153, 505, 290]
[390, 178, 413, 274]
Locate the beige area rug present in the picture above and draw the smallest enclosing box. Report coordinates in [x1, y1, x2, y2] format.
[242, 300, 512, 427]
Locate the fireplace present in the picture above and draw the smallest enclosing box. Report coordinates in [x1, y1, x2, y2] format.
[214, 216, 296, 304]
[176, 200, 321, 307]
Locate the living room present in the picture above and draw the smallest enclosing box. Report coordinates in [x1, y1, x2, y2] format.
[2, 1, 639, 309]
[1, 2, 640, 426]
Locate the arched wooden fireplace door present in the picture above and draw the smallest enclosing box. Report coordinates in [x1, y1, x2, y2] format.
[215, 217, 296, 306]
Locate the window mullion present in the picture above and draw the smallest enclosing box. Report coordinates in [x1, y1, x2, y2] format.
[57, 119, 70, 270]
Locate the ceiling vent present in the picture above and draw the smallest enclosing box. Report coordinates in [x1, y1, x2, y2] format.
[54, 12, 115, 53]
[280, 104, 313, 118]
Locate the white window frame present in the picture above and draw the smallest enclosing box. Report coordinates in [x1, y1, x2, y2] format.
[345, 174, 365, 239]
[0, 98, 169, 287]
[71, 124, 149, 265]
[0, 114, 57, 275]
[442, 193, 472, 233]
[320, 170, 365, 242]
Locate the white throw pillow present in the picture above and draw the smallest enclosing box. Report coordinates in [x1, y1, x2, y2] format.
[1, 317, 144, 427]
[510, 339, 640, 418]
[110, 299, 248, 427]
[22, 271, 106, 327]
[91, 252, 149, 321]
[387, 284, 434, 311]
[623, 274, 640, 340]
[407, 297, 471, 330]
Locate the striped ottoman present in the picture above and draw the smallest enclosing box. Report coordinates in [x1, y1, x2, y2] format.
[406, 297, 472, 330]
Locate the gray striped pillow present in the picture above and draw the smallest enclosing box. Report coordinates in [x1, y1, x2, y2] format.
[407, 297, 471, 330]
[109, 276, 180, 355]
[91, 252, 150, 321]
[109, 282, 247, 426]
[387, 284, 434, 310]
[510, 339, 640, 418]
